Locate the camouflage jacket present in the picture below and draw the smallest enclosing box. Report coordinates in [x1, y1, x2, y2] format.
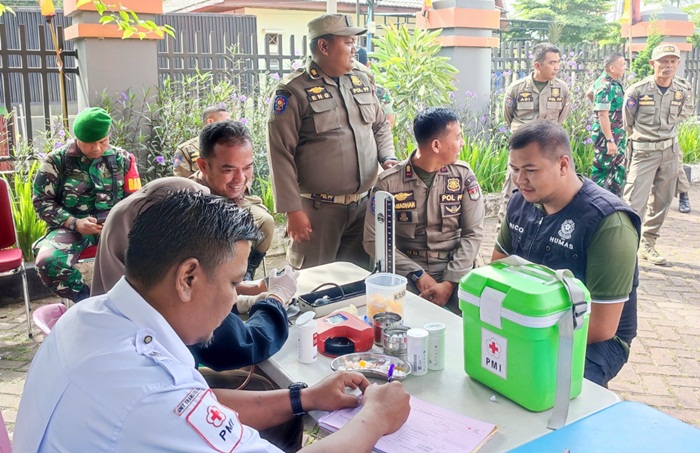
[33, 140, 134, 229]
[591, 71, 626, 148]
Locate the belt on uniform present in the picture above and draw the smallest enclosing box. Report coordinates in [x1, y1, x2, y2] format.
[632, 138, 676, 151]
[300, 192, 368, 205]
[402, 249, 452, 259]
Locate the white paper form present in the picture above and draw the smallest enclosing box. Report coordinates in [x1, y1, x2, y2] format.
[318, 395, 498, 453]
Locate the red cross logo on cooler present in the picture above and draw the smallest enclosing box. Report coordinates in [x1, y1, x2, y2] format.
[206, 406, 226, 427]
[487, 338, 501, 358]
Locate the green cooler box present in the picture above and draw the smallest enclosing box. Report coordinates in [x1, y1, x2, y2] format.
[459, 260, 590, 412]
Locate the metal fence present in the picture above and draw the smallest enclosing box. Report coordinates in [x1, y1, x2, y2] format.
[0, 8, 78, 147]
[157, 13, 307, 95]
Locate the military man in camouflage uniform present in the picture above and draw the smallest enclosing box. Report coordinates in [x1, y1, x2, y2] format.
[363, 108, 484, 314]
[498, 43, 570, 227]
[172, 105, 231, 178]
[267, 14, 397, 270]
[623, 44, 695, 265]
[33, 107, 140, 301]
[590, 52, 628, 197]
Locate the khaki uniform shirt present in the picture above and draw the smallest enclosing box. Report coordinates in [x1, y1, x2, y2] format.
[623, 75, 694, 143]
[173, 137, 199, 178]
[363, 153, 485, 283]
[267, 59, 395, 213]
[504, 74, 570, 132]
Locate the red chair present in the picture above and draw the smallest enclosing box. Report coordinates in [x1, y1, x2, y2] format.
[0, 178, 32, 338]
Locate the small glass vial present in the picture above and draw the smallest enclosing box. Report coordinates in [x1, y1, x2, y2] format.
[407, 328, 428, 376]
[425, 323, 446, 370]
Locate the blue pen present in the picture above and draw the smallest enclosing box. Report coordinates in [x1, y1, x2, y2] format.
[387, 363, 395, 382]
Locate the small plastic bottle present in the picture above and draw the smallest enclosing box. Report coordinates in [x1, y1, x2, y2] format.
[425, 323, 446, 370]
[407, 328, 429, 376]
[296, 311, 318, 364]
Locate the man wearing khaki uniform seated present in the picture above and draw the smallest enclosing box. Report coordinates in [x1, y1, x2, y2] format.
[623, 44, 695, 266]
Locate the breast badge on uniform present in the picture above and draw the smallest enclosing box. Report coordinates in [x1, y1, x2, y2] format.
[445, 177, 462, 194]
[398, 211, 413, 222]
[626, 98, 637, 109]
[441, 203, 461, 217]
[273, 95, 288, 114]
[393, 191, 414, 202]
[306, 86, 332, 102]
[551, 87, 561, 97]
[517, 92, 532, 102]
[558, 219, 575, 240]
[350, 75, 363, 86]
[638, 94, 654, 106]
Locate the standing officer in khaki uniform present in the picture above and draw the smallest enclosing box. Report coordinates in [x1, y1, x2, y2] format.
[173, 105, 231, 178]
[363, 108, 484, 314]
[498, 43, 570, 226]
[623, 44, 694, 266]
[267, 14, 398, 270]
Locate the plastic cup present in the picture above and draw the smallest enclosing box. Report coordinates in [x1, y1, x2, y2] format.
[365, 273, 407, 320]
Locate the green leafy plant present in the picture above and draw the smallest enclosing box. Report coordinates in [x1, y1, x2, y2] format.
[678, 120, 700, 164]
[371, 24, 458, 157]
[630, 28, 664, 83]
[2, 159, 47, 262]
[76, 0, 174, 39]
[459, 138, 510, 194]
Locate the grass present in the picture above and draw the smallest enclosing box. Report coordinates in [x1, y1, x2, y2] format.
[678, 121, 700, 164]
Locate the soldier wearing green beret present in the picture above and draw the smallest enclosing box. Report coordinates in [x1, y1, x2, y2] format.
[33, 107, 141, 302]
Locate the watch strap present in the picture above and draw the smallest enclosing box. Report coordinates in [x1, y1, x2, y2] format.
[288, 382, 307, 416]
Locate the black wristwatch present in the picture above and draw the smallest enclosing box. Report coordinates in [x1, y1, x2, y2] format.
[288, 382, 308, 416]
[409, 269, 425, 282]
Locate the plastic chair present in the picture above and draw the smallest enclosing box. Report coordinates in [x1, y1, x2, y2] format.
[0, 408, 12, 452]
[32, 303, 68, 336]
[0, 178, 32, 339]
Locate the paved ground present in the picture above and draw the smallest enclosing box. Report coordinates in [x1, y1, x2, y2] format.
[1, 184, 699, 441]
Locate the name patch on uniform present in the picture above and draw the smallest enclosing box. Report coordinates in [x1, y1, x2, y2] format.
[445, 177, 461, 194]
[306, 86, 332, 102]
[273, 95, 288, 114]
[517, 92, 533, 102]
[186, 389, 243, 452]
[395, 200, 417, 211]
[398, 211, 413, 222]
[441, 203, 461, 217]
[671, 100, 682, 106]
[626, 98, 637, 109]
[175, 388, 202, 416]
[638, 94, 654, 106]
[351, 86, 371, 94]
[440, 193, 463, 203]
[547, 97, 563, 103]
[392, 191, 414, 202]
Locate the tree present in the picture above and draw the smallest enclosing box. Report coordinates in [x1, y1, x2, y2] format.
[508, 0, 616, 44]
